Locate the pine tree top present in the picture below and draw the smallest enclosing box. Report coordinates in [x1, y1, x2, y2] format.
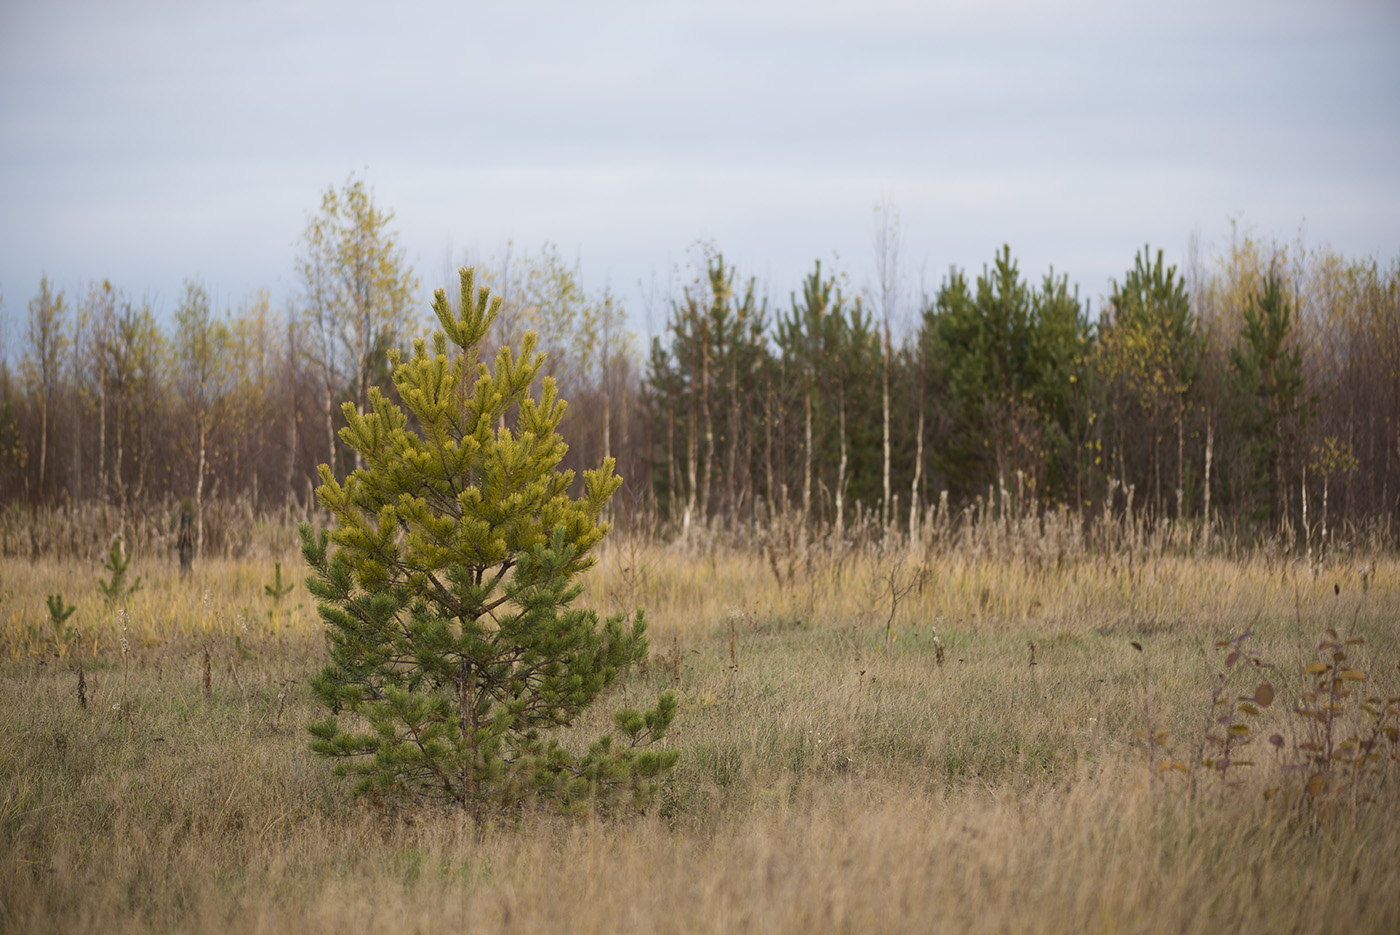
[315, 267, 621, 592]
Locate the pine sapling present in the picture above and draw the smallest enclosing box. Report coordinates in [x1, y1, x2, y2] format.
[303, 267, 678, 816]
[264, 561, 295, 626]
[46, 593, 77, 656]
[97, 537, 142, 608]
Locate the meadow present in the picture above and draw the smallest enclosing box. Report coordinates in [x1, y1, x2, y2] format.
[1, 517, 1397, 934]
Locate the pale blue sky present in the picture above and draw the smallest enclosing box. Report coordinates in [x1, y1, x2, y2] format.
[2, 0, 1397, 343]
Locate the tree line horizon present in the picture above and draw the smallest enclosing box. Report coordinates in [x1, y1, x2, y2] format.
[2, 177, 1397, 554]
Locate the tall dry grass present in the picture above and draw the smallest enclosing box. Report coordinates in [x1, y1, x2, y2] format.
[1, 524, 1397, 933]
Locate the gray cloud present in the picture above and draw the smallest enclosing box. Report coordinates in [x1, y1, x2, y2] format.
[1, 0, 1397, 337]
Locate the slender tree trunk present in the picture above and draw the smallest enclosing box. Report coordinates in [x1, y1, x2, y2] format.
[37, 398, 48, 495]
[1302, 463, 1310, 563]
[97, 382, 107, 500]
[684, 395, 698, 535]
[666, 402, 678, 522]
[882, 332, 891, 530]
[1175, 399, 1185, 522]
[700, 334, 713, 523]
[1321, 473, 1329, 550]
[727, 354, 738, 523]
[353, 272, 371, 476]
[909, 405, 924, 542]
[285, 328, 299, 507]
[836, 386, 848, 542]
[134, 391, 149, 502]
[324, 376, 337, 481]
[69, 322, 83, 502]
[70, 387, 82, 501]
[764, 387, 774, 515]
[600, 322, 613, 468]
[1274, 406, 1287, 534]
[195, 416, 207, 557]
[114, 398, 124, 505]
[802, 387, 813, 522]
[1152, 413, 1161, 522]
[1203, 410, 1213, 544]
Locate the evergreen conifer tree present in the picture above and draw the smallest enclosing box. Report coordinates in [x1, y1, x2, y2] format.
[303, 268, 677, 815]
[1229, 271, 1313, 524]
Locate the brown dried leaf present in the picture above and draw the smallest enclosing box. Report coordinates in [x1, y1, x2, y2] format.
[1307, 773, 1326, 797]
[1340, 669, 1367, 682]
[1268, 734, 1284, 748]
[1255, 683, 1275, 707]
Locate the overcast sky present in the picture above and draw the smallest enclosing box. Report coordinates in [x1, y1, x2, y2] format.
[2, 0, 1397, 345]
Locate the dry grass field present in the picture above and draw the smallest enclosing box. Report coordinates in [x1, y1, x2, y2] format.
[1, 527, 1397, 934]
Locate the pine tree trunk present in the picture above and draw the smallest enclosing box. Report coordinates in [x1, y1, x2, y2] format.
[1175, 400, 1185, 523]
[727, 354, 738, 523]
[764, 388, 774, 515]
[700, 334, 713, 523]
[803, 387, 813, 523]
[1152, 412, 1161, 522]
[909, 405, 924, 542]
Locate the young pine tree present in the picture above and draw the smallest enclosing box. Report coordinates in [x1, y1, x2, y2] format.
[303, 268, 677, 815]
[1229, 271, 1313, 525]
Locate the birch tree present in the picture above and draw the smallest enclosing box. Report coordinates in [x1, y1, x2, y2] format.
[296, 174, 418, 477]
[24, 277, 68, 497]
[173, 280, 231, 555]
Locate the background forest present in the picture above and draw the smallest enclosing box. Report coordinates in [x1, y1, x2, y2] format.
[1, 179, 1397, 558]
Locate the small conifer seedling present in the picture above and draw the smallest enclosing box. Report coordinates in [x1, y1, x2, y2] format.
[264, 561, 295, 626]
[97, 537, 142, 608]
[303, 267, 677, 815]
[45, 593, 78, 656]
